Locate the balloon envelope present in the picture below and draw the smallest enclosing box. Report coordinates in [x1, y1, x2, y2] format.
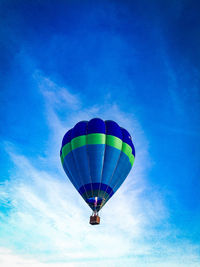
[60, 118, 135, 211]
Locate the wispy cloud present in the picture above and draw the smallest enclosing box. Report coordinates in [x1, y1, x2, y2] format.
[35, 72, 80, 110]
[1, 241, 198, 267]
[1, 144, 150, 261]
[0, 74, 199, 266]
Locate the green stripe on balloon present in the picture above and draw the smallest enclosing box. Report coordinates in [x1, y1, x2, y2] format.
[87, 133, 106, 144]
[122, 142, 132, 159]
[130, 154, 135, 166]
[61, 133, 134, 166]
[62, 143, 71, 159]
[106, 135, 122, 150]
[71, 135, 86, 150]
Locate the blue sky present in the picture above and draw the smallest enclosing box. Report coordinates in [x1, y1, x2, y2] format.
[0, 0, 200, 266]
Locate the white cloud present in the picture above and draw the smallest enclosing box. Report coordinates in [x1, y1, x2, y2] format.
[0, 75, 199, 266]
[34, 72, 80, 109]
[0, 245, 200, 267]
[1, 147, 149, 261]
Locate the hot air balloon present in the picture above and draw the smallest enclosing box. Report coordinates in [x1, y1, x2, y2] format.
[60, 118, 135, 225]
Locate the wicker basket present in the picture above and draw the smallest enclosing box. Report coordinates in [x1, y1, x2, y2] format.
[90, 215, 100, 225]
